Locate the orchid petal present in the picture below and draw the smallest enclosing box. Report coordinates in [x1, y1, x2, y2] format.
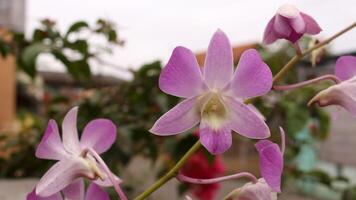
[62, 179, 84, 200]
[199, 122, 232, 155]
[224, 97, 270, 139]
[204, 29, 233, 89]
[225, 179, 276, 200]
[36, 120, 67, 160]
[159, 46, 205, 98]
[80, 119, 117, 154]
[277, 4, 299, 19]
[335, 56, 356, 81]
[85, 183, 110, 200]
[309, 80, 356, 117]
[150, 97, 200, 136]
[62, 107, 81, 154]
[36, 158, 91, 197]
[229, 49, 272, 99]
[301, 12, 322, 35]
[255, 140, 283, 192]
[289, 15, 306, 34]
[263, 16, 279, 44]
[94, 171, 122, 187]
[274, 15, 292, 37]
[27, 189, 62, 200]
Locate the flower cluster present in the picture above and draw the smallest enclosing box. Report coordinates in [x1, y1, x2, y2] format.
[27, 3, 356, 200]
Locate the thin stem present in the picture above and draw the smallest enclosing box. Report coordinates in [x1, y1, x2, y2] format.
[134, 140, 202, 200]
[273, 74, 341, 91]
[87, 148, 128, 200]
[279, 127, 286, 155]
[273, 22, 356, 84]
[177, 172, 258, 185]
[294, 42, 302, 56]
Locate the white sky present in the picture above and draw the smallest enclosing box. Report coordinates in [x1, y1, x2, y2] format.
[27, 0, 356, 78]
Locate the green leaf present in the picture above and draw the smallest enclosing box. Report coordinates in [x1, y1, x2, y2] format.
[20, 43, 49, 77]
[64, 39, 89, 55]
[66, 21, 89, 36]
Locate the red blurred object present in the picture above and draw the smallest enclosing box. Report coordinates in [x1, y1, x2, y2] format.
[181, 150, 225, 200]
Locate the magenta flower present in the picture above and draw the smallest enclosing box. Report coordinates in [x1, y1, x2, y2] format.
[150, 30, 272, 154]
[263, 4, 321, 45]
[27, 182, 110, 200]
[34, 107, 121, 197]
[255, 127, 285, 193]
[309, 56, 356, 116]
[224, 179, 277, 200]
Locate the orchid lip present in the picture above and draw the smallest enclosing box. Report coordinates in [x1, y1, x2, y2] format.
[200, 92, 229, 130]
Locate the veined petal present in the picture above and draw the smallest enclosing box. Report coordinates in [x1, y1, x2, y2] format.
[300, 12, 322, 35]
[224, 97, 270, 139]
[62, 179, 84, 200]
[255, 140, 283, 192]
[62, 107, 81, 154]
[335, 56, 356, 81]
[27, 189, 62, 200]
[150, 97, 200, 136]
[289, 14, 306, 34]
[80, 119, 117, 154]
[225, 179, 277, 200]
[204, 29, 233, 89]
[36, 120, 67, 160]
[263, 16, 279, 44]
[199, 122, 232, 154]
[85, 183, 110, 200]
[229, 49, 272, 99]
[36, 158, 92, 197]
[159, 46, 205, 98]
[274, 15, 292, 37]
[309, 80, 356, 117]
[94, 168, 122, 187]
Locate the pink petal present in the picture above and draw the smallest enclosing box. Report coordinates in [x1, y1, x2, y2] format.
[300, 12, 322, 35]
[36, 159, 90, 197]
[36, 120, 67, 160]
[94, 169, 122, 187]
[335, 56, 356, 81]
[62, 107, 81, 154]
[27, 189, 62, 200]
[204, 29, 233, 89]
[277, 4, 300, 19]
[229, 49, 272, 99]
[199, 122, 232, 154]
[150, 97, 200, 136]
[224, 97, 270, 139]
[274, 15, 292, 38]
[80, 119, 117, 154]
[263, 16, 279, 44]
[289, 14, 306, 34]
[227, 179, 276, 200]
[309, 80, 356, 117]
[62, 179, 84, 200]
[85, 183, 110, 200]
[159, 46, 205, 98]
[255, 140, 283, 192]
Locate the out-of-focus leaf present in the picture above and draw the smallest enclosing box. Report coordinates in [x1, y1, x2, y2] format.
[66, 21, 89, 36]
[32, 29, 48, 42]
[0, 39, 10, 57]
[64, 39, 89, 55]
[20, 43, 49, 77]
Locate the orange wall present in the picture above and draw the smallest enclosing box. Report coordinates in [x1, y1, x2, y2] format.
[0, 48, 16, 133]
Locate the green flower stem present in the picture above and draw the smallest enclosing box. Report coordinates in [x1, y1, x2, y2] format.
[273, 22, 356, 83]
[134, 140, 202, 200]
[245, 22, 356, 104]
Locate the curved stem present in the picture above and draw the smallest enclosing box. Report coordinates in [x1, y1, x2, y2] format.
[272, 22, 355, 84]
[273, 74, 341, 91]
[134, 140, 202, 200]
[87, 148, 128, 200]
[177, 172, 258, 185]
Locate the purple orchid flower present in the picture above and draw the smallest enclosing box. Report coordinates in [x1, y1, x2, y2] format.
[224, 178, 277, 200]
[27, 182, 110, 200]
[309, 56, 356, 116]
[263, 4, 321, 45]
[255, 127, 285, 193]
[150, 30, 272, 154]
[34, 107, 122, 198]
